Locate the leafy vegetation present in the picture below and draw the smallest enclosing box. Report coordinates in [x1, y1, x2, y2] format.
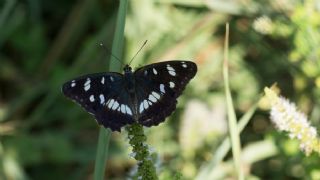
[1, 0, 320, 179]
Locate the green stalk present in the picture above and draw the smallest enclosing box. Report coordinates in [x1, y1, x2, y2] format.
[109, 0, 128, 70]
[93, 127, 111, 180]
[223, 23, 244, 179]
[0, 0, 16, 30]
[93, 0, 128, 180]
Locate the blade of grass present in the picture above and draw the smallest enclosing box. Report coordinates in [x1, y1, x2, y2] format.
[93, 127, 111, 180]
[196, 102, 257, 179]
[210, 103, 257, 167]
[223, 23, 244, 179]
[0, 0, 16, 29]
[0, 141, 4, 180]
[93, 0, 128, 180]
[206, 139, 277, 179]
[0, 0, 17, 48]
[109, 0, 128, 70]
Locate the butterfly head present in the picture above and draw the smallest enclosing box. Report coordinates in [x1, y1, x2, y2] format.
[123, 64, 132, 74]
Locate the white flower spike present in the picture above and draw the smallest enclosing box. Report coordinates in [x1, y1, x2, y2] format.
[264, 87, 320, 156]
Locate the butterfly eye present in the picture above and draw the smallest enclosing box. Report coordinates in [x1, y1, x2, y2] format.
[123, 65, 132, 73]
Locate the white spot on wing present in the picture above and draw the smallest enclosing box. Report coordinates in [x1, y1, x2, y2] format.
[139, 103, 144, 113]
[71, 82, 76, 87]
[84, 84, 90, 91]
[153, 68, 158, 75]
[148, 94, 157, 102]
[112, 101, 119, 110]
[99, 94, 105, 104]
[168, 70, 176, 76]
[101, 77, 105, 84]
[148, 101, 152, 105]
[167, 65, 176, 76]
[125, 105, 132, 115]
[110, 76, 114, 81]
[144, 70, 148, 76]
[182, 62, 187, 68]
[160, 84, 165, 93]
[143, 100, 149, 109]
[121, 104, 126, 114]
[169, 82, 175, 88]
[84, 78, 91, 91]
[167, 66, 175, 71]
[108, 99, 114, 109]
[152, 91, 160, 99]
[84, 78, 91, 86]
[89, 95, 95, 102]
[105, 99, 110, 105]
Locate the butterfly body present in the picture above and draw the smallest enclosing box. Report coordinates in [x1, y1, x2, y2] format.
[62, 61, 197, 131]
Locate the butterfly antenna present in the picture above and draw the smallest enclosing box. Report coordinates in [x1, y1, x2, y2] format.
[128, 40, 148, 65]
[99, 43, 125, 66]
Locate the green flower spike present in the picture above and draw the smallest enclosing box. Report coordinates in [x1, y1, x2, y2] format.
[126, 123, 158, 180]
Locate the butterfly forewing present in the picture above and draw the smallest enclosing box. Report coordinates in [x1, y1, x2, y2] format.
[62, 72, 134, 131]
[134, 61, 197, 126]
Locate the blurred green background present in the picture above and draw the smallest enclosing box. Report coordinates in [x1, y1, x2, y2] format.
[1, 0, 320, 179]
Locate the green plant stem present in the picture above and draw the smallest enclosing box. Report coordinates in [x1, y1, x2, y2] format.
[110, 0, 128, 69]
[93, 0, 128, 180]
[93, 128, 111, 180]
[126, 123, 158, 180]
[223, 23, 244, 179]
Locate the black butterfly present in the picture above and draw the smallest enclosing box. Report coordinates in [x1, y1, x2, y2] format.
[62, 60, 197, 131]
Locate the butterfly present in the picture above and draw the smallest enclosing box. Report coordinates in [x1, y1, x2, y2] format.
[62, 60, 197, 131]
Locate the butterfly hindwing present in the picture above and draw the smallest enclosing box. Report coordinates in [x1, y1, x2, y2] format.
[134, 61, 197, 126]
[95, 86, 135, 131]
[62, 72, 134, 131]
